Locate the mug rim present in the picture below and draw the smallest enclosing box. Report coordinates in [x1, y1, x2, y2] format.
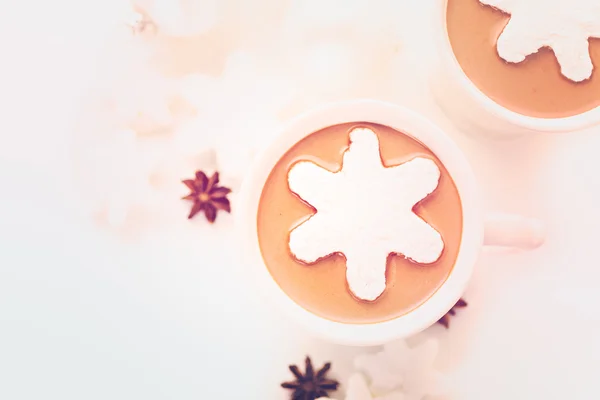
[436, 0, 600, 133]
[237, 99, 484, 346]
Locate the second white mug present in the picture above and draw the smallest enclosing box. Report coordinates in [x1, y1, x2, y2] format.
[430, 0, 600, 139]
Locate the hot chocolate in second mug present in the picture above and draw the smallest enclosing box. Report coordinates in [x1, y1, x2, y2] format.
[432, 0, 600, 138]
[237, 100, 544, 346]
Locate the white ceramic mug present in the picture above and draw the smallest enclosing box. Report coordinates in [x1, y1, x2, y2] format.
[430, 0, 600, 139]
[237, 100, 544, 346]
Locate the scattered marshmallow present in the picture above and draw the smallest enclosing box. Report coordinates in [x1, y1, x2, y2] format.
[314, 339, 444, 400]
[287, 127, 444, 301]
[345, 374, 377, 400]
[480, 0, 600, 82]
[354, 339, 446, 400]
[320, 373, 406, 400]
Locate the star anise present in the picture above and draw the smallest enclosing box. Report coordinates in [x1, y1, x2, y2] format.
[437, 298, 468, 329]
[281, 356, 339, 400]
[182, 171, 231, 223]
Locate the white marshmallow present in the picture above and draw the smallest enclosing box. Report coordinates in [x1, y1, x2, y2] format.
[480, 0, 600, 82]
[287, 127, 444, 302]
[345, 373, 375, 400]
[354, 339, 445, 400]
[344, 373, 406, 400]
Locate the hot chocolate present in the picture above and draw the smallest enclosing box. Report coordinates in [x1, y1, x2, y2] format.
[256, 122, 463, 324]
[446, 0, 600, 118]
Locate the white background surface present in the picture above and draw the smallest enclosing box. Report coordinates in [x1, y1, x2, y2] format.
[1, 1, 600, 399]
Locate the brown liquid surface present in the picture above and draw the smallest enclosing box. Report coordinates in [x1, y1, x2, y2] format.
[447, 0, 600, 118]
[257, 123, 463, 324]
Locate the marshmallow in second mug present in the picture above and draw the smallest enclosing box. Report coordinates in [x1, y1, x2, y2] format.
[237, 100, 545, 346]
[431, 0, 600, 138]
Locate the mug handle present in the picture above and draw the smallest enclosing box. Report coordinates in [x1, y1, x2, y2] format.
[484, 212, 545, 249]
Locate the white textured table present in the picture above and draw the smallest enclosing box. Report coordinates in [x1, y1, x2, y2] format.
[1, 1, 599, 399]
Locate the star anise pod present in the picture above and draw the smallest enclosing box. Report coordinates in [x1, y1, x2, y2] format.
[437, 298, 468, 329]
[281, 356, 339, 400]
[182, 171, 231, 223]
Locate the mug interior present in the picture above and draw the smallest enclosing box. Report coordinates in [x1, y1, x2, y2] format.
[237, 99, 484, 345]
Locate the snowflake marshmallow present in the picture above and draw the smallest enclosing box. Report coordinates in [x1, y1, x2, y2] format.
[480, 0, 600, 82]
[287, 127, 444, 301]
